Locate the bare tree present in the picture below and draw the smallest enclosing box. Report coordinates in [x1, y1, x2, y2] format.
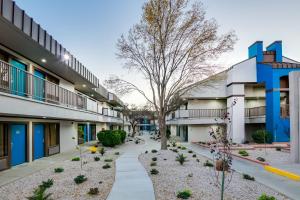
[105, 0, 236, 149]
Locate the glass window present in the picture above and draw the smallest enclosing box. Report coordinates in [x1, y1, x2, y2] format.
[0, 124, 8, 157]
[49, 124, 59, 146]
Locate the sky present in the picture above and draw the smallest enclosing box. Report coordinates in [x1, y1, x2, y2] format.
[14, 0, 300, 106]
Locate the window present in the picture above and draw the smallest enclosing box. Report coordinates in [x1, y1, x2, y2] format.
[280, 76, 289, 118]
[0, 124, 8, 157]
[48, 124, 59, 147]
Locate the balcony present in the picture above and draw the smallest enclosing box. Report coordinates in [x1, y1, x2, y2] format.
[245, 106, 266, 123]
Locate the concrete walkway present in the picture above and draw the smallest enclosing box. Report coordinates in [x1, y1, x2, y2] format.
[186, 143, 300, 200]
[107, 152, 156, 200]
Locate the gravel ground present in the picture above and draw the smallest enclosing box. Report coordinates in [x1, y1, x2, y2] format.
[0, 148, 119, 200]
[139, 148, 290, 200]
[232, 148, 290, 165]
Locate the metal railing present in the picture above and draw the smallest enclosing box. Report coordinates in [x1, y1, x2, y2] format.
[0, 60, 88, 110]
[245, 106, 266, 117]
[170, 108, 227, 119]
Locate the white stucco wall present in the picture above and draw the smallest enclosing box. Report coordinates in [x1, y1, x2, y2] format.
[60, 121, 78, 153]
[245, 85, 265, 98]
[187, 99, 226, 109]
[96, 122, 108, 133]
[170, 125, 177, 137]
[227, 57, 257, 84]
[245, 99, 265, 108]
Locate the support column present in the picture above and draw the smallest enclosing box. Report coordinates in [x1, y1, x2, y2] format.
[289, 72, 300, 163]
[227, 84, 245, 143]
[28, 121, 33, 163]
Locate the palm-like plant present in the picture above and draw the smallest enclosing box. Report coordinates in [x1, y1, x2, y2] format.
[27, 187, 52, 200]
[176, 154, 187, 165]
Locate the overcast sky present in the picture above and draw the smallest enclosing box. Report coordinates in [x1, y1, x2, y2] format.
[14, 0, 300, 106]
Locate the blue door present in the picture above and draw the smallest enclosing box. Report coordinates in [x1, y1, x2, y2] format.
[83, 125, 88, 142]
[33, 70, 45, 101]
[10, 60, 27, 97]
[33, 124, 45, 160]
[11, 124, 26, 166]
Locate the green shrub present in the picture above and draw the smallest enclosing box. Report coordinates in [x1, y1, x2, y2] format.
[177, 189, 192, 199]
[88, 187, 99, 195]
[40, 179, 54, 189]
[181, 146, 187, 150]
[150, 161, 157, 166]
[71, 157, 80, 161]
[94, 156, 100, 161]
[150, 168, 159, 175]
[238, 150, 249, 157]
[27, 187, 52, 200]
[203, 160, 214, 167]
[151, 149, 158, 153]
[54, 168, 64, 173]
[152, 157, 157, 161]
[74, 175, 87, 184]
[97, 130, 122, 147]
[252, 130, 273, 144]
[243, 174, 255, 181]
[104, 158, 113, 162]
[103, 163, 111, 169]
[258, 193, 276, 200]
[176, 154, 187, 165]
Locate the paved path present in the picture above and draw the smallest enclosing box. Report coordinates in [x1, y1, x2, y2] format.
[107, 135, 158, 200]
[186, 143, 300, 200]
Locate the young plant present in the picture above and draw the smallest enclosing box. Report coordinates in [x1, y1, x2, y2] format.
[104, 158, 113, 162]
[74, 175, 87, 184]
[150, 161, 157, 166]
[71, 157, 80, 161]
[176, 154, 187, 165]
[151, 149, 158, 153]
[150, 168, 159, 175]
[114, 152, 120, 155]
[192, 154, 197, 158]
[88, 187, 99, 195]
[238, 150, 249, 157]
[54, 167, 64, 173]
[203, 160, 214, 167]
[177, 189, 192, 199]
[27, 187, 52, 200]
[145, 150, 148, 154]
[188, 150, 193, 153]
[258, 193, 276, 200]
[243, 174, 255, 181]
[99, 147, 106, 156]
[181, 146, 187, 150]
[40, 179, 54, 190]
[256, 157, 266, 162]
[94, 156, 100, 161]
[152, 157, 157, 161]
[103, 163, 111, 169]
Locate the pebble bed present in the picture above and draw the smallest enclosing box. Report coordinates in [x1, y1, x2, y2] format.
[139, 148, 290, 200]
[0, 149, 119, 200]
[232, 148, 290, 165]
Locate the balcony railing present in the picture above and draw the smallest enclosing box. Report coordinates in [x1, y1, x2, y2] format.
[0, 60, 87, 110]
[102, 108, 121, 118]
[170, 108, 227, 119]
[245, 106, 266, 117]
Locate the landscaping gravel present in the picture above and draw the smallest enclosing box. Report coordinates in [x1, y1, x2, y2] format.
[0, 149, 119, 200]
[139, 148, 290, 200]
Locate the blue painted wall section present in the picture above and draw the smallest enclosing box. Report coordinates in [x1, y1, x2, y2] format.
[255, 41, 300, 142]
[248, 41, 264, 62]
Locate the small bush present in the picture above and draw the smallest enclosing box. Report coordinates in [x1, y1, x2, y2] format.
[97, 130, 123, 147]
[258, 193, 276, 200]
[150, 161, 157, 166]
[27, 187, 52, 200]
[54, 167, 64, 173]
[94, 156, 100, 161]
[238, 150, 249, 157]
[152, 157, 157, 161]
[172, 149, 178, 153]
[145, 150, 148, 154]
[176, 154, 187, 165]
[99, 148, 106, 156]
[74, 175, 87, 184]
[203, 160, 214, 167]
[256, 157, 266, 162]
[115, 152, 120, 155]
[243, 174, 255, 181]
[151, 149, 158, 153]
[177, 189, 192, 199]
[104, 158, 113, 162]
[88, 187, 99, 195]
[181, 146, 187, 150]
[103, 163, 111, 169]
[71, 157, 80, 161]
[188, 150, 193, 153]
[196, 159, 200, 162]
[192, 154, 197, 158]
[252, 130, 272, 144]
[150, 168, 159, 175]
[40, 179, 54, 189]
[276, 147, 282, 151]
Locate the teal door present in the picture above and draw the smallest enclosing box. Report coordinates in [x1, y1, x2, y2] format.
[33, 124, 45, 160]
[33, 70, 45, 101]
[11, 124, 26, 166]
[10, 60, 27, 97]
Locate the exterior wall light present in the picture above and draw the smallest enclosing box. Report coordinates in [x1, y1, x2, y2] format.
[41, 58, 47, 63]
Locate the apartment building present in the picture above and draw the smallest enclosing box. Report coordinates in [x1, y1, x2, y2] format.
[0, 0, 130, 171]
[167, 41, 300, 144]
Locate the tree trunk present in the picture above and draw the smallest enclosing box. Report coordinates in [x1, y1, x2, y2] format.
[159, 115, 167, 150]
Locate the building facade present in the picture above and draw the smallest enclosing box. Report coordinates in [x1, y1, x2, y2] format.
[0, 0, 130, 171]
[167, 41, 300, 144]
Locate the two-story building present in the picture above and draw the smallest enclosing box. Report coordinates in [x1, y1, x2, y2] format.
[0, 0, 130, 171]
[167, 41, 300, 144]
